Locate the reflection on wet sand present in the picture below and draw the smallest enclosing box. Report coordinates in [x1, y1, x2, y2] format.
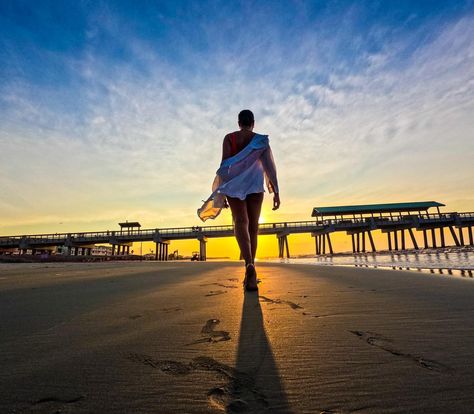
[274, 249, 474, 278]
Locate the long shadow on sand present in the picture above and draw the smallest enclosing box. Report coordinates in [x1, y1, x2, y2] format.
[228, 292, 293, 413]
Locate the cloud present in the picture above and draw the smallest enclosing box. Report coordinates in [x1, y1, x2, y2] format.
[0, 6, 473, 235]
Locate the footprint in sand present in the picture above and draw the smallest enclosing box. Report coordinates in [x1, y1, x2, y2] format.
[350, 330, 451, 372]
[186, 319, 231, 345]
[160, 306, 183, 312]
[201, 282, 238, 289]
[127, 353, 193, 374]
[302, 311, 355, 319]
[259, 295, 303, 310]
[31, 395, 84, 411]
[205, 290, 227, 297]
[126, 353, 268, 412]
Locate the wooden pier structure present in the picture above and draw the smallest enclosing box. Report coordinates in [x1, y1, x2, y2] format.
[311, 202, 474, 255]
[1, 202, 473, 260]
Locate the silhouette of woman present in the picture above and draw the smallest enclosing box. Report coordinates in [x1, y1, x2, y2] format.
[198, 110, 280, 291]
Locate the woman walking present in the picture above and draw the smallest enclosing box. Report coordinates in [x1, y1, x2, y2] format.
[198, 110, 280, 291]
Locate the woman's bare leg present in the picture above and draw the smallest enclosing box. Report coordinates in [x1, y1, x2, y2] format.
[246, 192, 264, 263]
[227, 196, 252, 265]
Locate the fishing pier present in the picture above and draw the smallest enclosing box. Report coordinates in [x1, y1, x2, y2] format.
[310, 202, 473, 255]
[1, 202, 473, 260]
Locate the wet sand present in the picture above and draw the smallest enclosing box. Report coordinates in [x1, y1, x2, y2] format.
[1, 261, 474, 413]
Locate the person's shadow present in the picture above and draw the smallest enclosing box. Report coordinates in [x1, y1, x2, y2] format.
[228, 292, 293, 413]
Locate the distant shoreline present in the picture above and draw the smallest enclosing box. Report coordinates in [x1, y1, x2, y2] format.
[1, 245, 472, 264]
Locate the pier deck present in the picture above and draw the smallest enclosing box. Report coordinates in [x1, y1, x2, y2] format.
[1, 205, 473, 260]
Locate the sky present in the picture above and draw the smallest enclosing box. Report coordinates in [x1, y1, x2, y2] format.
[1, 0, 473, 257]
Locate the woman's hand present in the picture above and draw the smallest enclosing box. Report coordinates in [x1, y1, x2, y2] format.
[272, 193, 280, 210]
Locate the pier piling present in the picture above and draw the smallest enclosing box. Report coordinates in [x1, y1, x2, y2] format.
[326, 234, 334, 254]
[431, 229, 437, 248]
[408, 228, 418, 249]
[368, 231, 376, 252]
[449, 226, 460, 246]
[440, 227, 446, 247]
[199, 238, 207, 261]
[278, 235, 290, 258]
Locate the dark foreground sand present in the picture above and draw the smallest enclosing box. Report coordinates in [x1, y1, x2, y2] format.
[1, 261, 474, 413]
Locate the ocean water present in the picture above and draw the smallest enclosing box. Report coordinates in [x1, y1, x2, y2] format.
[264, 247, 474, 278]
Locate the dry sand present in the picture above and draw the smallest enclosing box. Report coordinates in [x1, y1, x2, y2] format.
[1, 261, 474, 413]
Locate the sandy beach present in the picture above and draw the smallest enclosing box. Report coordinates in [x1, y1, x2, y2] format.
[1, 261, 474, 413]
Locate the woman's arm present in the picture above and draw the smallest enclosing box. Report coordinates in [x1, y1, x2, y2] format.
[261, 146, 279, 193]
[261, 145, 280, 210]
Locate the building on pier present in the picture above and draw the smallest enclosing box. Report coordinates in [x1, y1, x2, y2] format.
[311, 201, 473, 254]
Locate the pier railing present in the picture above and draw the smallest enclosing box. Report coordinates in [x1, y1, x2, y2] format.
[1, 212, 473, 250]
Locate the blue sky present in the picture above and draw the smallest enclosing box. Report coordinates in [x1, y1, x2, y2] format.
[1, 0, 473, 237]
[1, 1, 470, 92]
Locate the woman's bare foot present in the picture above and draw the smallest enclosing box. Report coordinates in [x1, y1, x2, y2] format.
[244, 263, 258, 291]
